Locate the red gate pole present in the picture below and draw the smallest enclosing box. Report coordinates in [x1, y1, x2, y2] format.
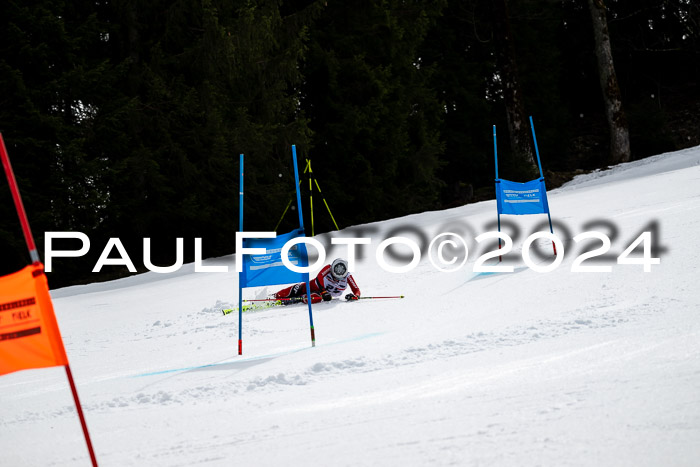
[1, 133, 99, 467]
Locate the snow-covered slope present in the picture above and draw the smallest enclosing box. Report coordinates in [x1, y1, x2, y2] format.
[2, 146, 700, 466]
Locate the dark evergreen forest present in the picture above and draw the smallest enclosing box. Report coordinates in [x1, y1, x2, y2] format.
[1, 0, 698, 287]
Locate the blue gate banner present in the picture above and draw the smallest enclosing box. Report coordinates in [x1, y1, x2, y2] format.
[495, 178, 550, 215]
[240, 229, 308, 288]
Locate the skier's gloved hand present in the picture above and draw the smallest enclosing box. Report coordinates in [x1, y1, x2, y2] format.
[345, 293, 359, 301]
[321, 290, 332, 302]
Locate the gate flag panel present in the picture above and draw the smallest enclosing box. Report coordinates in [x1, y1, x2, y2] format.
[493, 117, 556, 256]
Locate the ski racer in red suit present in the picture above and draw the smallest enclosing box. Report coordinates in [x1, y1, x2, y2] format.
[274, 258, 361, 304]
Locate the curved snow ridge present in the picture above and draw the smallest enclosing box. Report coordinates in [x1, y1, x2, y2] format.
[6, 300, 654, 408]
[278, 341, 624, 415]
[558, 144, 700, 192]
[237, 305, 646, 395]
[309, 359, 369, 374]
[226, 359, 371, 394]
[246, 373, 307, 390]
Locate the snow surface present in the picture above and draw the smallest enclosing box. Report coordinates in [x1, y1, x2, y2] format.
[2, 146, 700, 466]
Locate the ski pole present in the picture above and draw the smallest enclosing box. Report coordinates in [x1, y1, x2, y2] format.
[242, 295, 405, 303]
[357, 295, 404, 300]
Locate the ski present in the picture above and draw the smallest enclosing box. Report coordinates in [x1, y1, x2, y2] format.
[222, 294, 404, 315]
[222, 300, 284, 315]
[221, 296, 333, 315]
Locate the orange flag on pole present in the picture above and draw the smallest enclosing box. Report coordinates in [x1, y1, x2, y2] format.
[0, 263, 69, 376]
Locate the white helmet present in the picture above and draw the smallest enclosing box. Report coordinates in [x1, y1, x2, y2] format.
[331, 258, 349, 280]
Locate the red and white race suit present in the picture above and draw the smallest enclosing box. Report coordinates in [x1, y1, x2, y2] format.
[275, 264, 361, 302]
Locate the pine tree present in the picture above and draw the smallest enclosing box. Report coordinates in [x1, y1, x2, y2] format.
[0, 0, 111, 281]
[491, 0, 538, 175]
[300, 1, 446, 227]
[83, 0, 318, 273]
[587, 0, 631, 163]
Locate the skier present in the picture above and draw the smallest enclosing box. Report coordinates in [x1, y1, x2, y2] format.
[274, 258, 361, 304]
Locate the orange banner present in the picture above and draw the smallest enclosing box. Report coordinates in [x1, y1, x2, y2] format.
[0, 263, 68, 376]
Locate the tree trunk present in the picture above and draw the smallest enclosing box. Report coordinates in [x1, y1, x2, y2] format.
[492, 0, 537, 174]
[588, 0, 631, 163]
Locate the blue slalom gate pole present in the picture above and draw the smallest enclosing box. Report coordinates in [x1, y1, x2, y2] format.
[292, 145, 316, 347]
[493, 125, 499, 180]
[238, 154, 244, 355]
[529, 117, 557, 255]
[529, 116, 545, 179]
[493, 125, 503, 260]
